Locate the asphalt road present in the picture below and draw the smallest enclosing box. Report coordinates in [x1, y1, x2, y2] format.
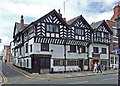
[12, 74, 118, 84]
[0, 60, 118, 85]
[0, 61, 28, 84]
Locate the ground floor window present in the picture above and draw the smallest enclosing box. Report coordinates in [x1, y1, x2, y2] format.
[67, 60, 78, 66]
[84, 60, 88, 66]
[101, 61, 107, 65]
[111, 57, 114, 64]
[27, 59, 29, 67]
[53, 59, 64, 66]
[40, 58, 50, 68]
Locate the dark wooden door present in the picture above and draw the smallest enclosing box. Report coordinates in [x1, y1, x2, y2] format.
[32, 57, 40, 73]
[79, 60, 83, 71]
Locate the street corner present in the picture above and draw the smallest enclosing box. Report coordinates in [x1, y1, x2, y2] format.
[0, 71, 8, 85]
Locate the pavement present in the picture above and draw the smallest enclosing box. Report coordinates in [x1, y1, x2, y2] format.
[8, 63, 118, 80]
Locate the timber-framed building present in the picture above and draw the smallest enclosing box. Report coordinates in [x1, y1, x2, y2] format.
[13, 9, 93, 73]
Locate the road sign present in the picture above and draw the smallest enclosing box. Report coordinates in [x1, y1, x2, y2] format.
[115, 49, 120, 54]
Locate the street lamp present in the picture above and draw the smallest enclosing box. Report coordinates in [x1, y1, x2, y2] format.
[115, 15, 120, 86]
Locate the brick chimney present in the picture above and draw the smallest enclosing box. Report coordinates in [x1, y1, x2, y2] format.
[91, 22, 95, 24]
[20, 15, 24, 30]
[58, 9, 62, 17]
[111, 5, 120, 20]
[63, 18, 66, 21]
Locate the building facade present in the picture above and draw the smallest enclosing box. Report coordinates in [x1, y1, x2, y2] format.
[89, 20, 112, 70]
[106, 4, 120, 69]
[3, 45, 10, 63]
[12, 9, 93, 73]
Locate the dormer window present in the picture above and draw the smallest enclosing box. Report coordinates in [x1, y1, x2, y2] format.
[47, 24, 59, 33]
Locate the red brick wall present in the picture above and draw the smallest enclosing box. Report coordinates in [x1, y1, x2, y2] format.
[111, 5, 120, 21]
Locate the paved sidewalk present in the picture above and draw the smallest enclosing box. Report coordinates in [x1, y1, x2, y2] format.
[9, 63, 118, 79]
[30, 69, 118, 79]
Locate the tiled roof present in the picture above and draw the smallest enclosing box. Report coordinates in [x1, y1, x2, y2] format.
[15, 22, 28, 32]
[91, 20, 103, 29]
[67, 15, 81, 25]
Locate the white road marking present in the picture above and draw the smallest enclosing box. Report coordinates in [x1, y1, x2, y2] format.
[68, 81, 88, 84]
[101, 78, 117, 81]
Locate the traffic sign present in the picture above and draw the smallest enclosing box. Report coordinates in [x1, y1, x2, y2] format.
[115, 49, 120, 54]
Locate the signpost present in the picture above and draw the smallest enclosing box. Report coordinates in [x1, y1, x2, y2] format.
[116, 49, 120, 54]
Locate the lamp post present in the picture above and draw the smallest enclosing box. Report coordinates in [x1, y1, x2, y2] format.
[115, 15, 120, 86]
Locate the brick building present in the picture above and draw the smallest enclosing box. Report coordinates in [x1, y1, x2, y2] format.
[106, 4, 120, 69]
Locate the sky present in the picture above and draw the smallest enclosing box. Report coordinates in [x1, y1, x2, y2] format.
[0, 0, 119, 53]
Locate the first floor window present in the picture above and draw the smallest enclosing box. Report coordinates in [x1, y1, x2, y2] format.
[30, 45, 32, 52]
[26, 43, 28, 53]
[70, 45, 76, 52]
[102, 48, 106, 54]
[41, 43, 49, 51]
[20, 47, 22, 56]
[113, 42, 118, 50]
[93, 47, 99, 53]
[78, 46, 85, 53]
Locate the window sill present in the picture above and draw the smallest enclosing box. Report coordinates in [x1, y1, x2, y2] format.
[68, 51, 76, 53]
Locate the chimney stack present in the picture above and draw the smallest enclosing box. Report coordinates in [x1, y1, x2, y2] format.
[63, 18, 66, 21]
[58, 9, 62, 17]
[91, 22, 95, 24]
[58, 9, 60, 14]
[20, 15, 24, 30]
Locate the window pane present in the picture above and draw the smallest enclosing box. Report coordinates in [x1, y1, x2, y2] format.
[49, 25, 53, 32]
[97, 32, 101, 37]
[102, 48, 106, 54]
[54, 25, 59, 32]
[41, 43, 49, 51]
[47, 25, 49, 31]
[70, 45, 76, 52]
[93, 47, 98, 53]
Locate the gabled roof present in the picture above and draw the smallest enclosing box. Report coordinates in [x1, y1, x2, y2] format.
[67, 16, 80, 25]
[22, 9, 68, 33]
[91, 20, 103, 29]
[67, 15, 93, 31]
[91, 20, 113, 34]
[13, 22, 28, 38]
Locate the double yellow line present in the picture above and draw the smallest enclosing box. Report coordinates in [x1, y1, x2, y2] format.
[7, 64, 64, 80]
[0, 71, 8, 85]
[7, 64, 46, 80]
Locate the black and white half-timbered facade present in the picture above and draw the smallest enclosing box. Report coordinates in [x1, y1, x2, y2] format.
[89, 20, 112, 70]
[13, 9, 92, 74]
